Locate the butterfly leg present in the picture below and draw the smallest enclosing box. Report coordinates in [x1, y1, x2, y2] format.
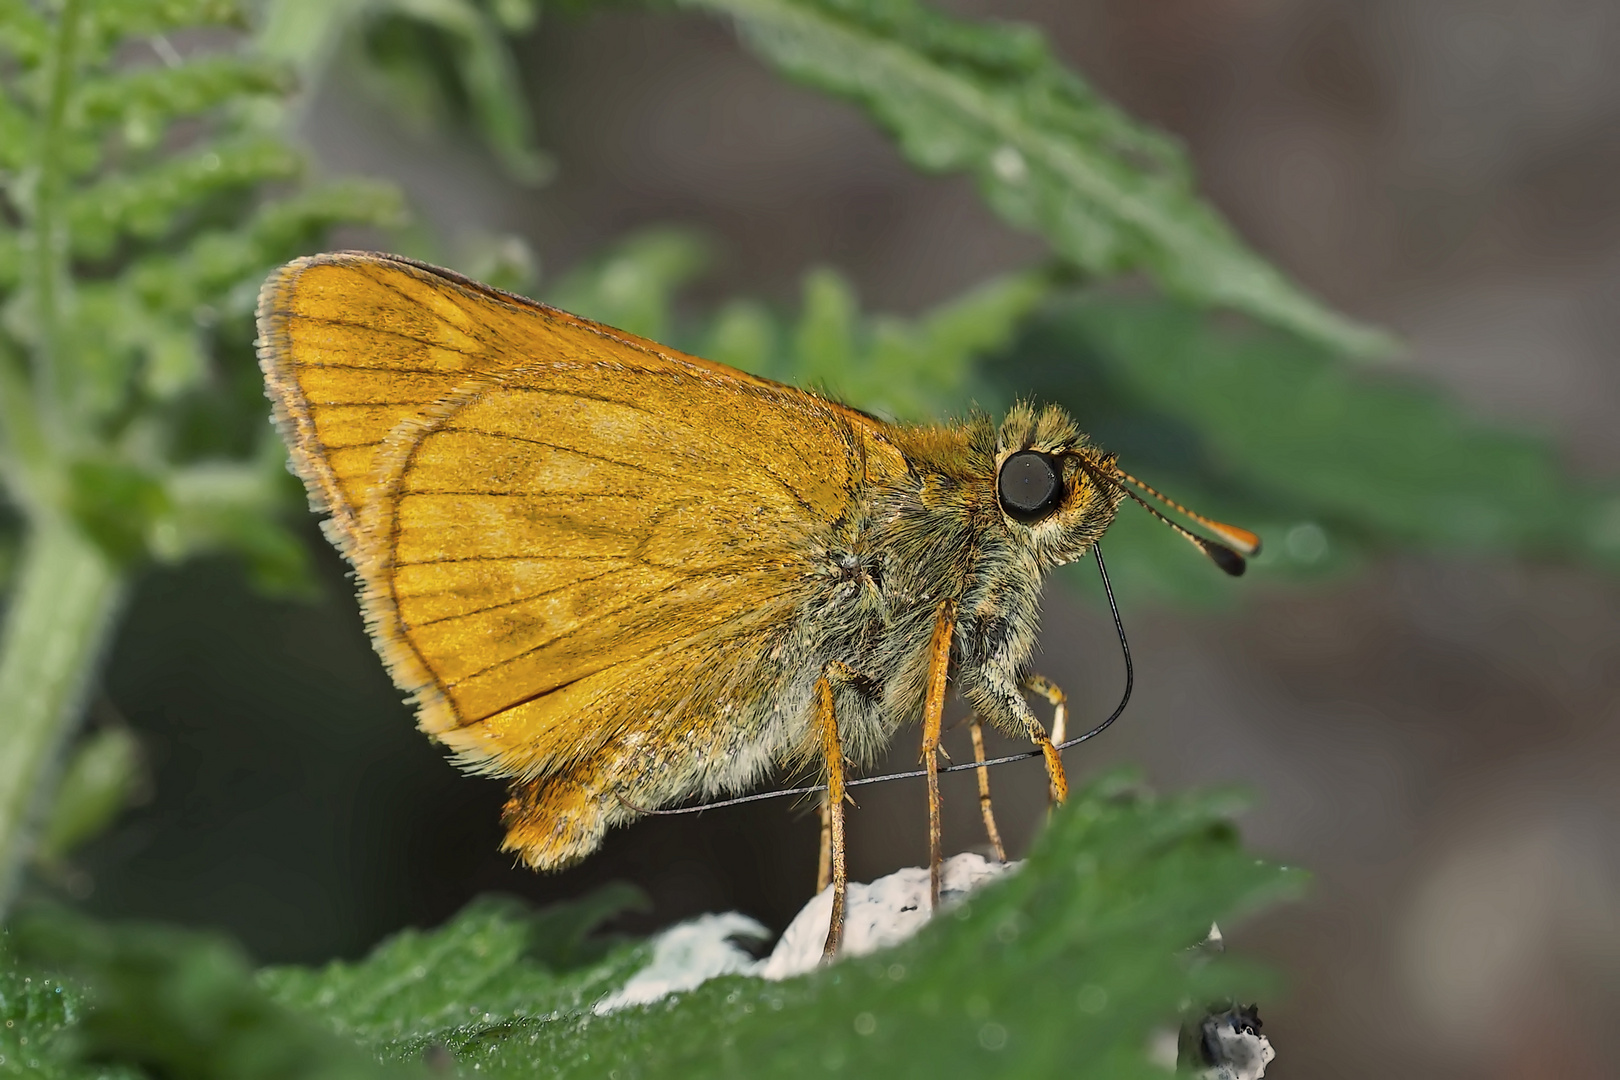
[816, 792, 833, 894]
[1022, 673, 1069, 805]
[918, 599, 957, 911]
[815, 670, 849, 958]
[968, 715, 1007, 863]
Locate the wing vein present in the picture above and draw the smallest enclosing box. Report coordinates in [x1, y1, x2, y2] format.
[402, 566, 627, 630]
[283, 312, 482, 353]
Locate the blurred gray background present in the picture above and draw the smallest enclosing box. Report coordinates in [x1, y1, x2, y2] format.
[90, 3, 1620, 1079]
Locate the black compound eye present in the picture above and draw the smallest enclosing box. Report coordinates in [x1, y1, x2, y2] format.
[998, 450, 1063, 519]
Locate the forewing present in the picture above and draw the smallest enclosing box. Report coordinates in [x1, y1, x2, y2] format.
[374, 363, 870, 775]
[256, 251, 846, 559]
[256, 252, 894, 784]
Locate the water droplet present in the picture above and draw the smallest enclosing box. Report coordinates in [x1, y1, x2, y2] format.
[977, 1021, 1008, 1050]
[1285, 522, 1328, 563]
[1076, 984, 1108, 1013]
[886, 963, 906, 980]
[853, 1011, 876, 1035]
[990, 146, 1028, 183]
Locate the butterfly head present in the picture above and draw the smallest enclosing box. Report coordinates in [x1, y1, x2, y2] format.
[993, 403, 1122, 568]
[993, 403, 1260, 575]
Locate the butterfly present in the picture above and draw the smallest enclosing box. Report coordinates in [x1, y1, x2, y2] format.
[255, 251, 1259, 953]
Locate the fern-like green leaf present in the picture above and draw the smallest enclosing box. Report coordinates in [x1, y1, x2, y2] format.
[75, 57, 291, 151]
[67, 138, 303, 257]
[80, 0, 245, 51]
[0, 0, 52, 67]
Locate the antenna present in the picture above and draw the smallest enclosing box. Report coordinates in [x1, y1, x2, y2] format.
[1119, 487, 1248, 576]
[1073, 453, 1258, 577]
[1114, 467, 1261, 556]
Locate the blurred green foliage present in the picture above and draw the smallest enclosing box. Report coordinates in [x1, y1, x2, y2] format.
[10, 776, 1299, 1079]
[0, 0, 405, 587]
[548, 228, 1055, 421]
[36, 725, 142, 864]
[257, 0, 549, 182]
[1029, 298, 1620, 602]
[681, 0, 1394, 358]
[6, 912, 396, 1080]
[0, 0, 407, 920]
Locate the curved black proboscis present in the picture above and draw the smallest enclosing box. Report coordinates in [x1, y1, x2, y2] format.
[624, 543, 1133, 816]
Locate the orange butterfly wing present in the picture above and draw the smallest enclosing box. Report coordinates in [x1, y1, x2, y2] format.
[257, 252, 904, 866]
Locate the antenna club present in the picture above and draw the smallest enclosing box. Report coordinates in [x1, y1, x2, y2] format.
[1202, 541, 1247, 577]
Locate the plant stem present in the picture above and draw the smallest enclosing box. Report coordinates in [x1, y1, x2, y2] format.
[31, 0, 85, 445]
[0, 517, 122, 920]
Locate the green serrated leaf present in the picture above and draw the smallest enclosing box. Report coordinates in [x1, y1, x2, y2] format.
[6, 777, 1295, 1077]
[684, 0, 1394, 358]
[0, 933, 105, 1080]
[11, 907, 399, 1080]
[267, 774, 1298, 1079]
[261, 886, 648, 1050]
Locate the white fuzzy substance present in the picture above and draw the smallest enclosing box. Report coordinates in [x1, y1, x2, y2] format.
[593, 912, 770, 1013]
[759, 852, 1016, 979]
[594, 856, 1273, 1079]
[593, 853, 1016, 1013]
[1200, 1026, 1276, 1080]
